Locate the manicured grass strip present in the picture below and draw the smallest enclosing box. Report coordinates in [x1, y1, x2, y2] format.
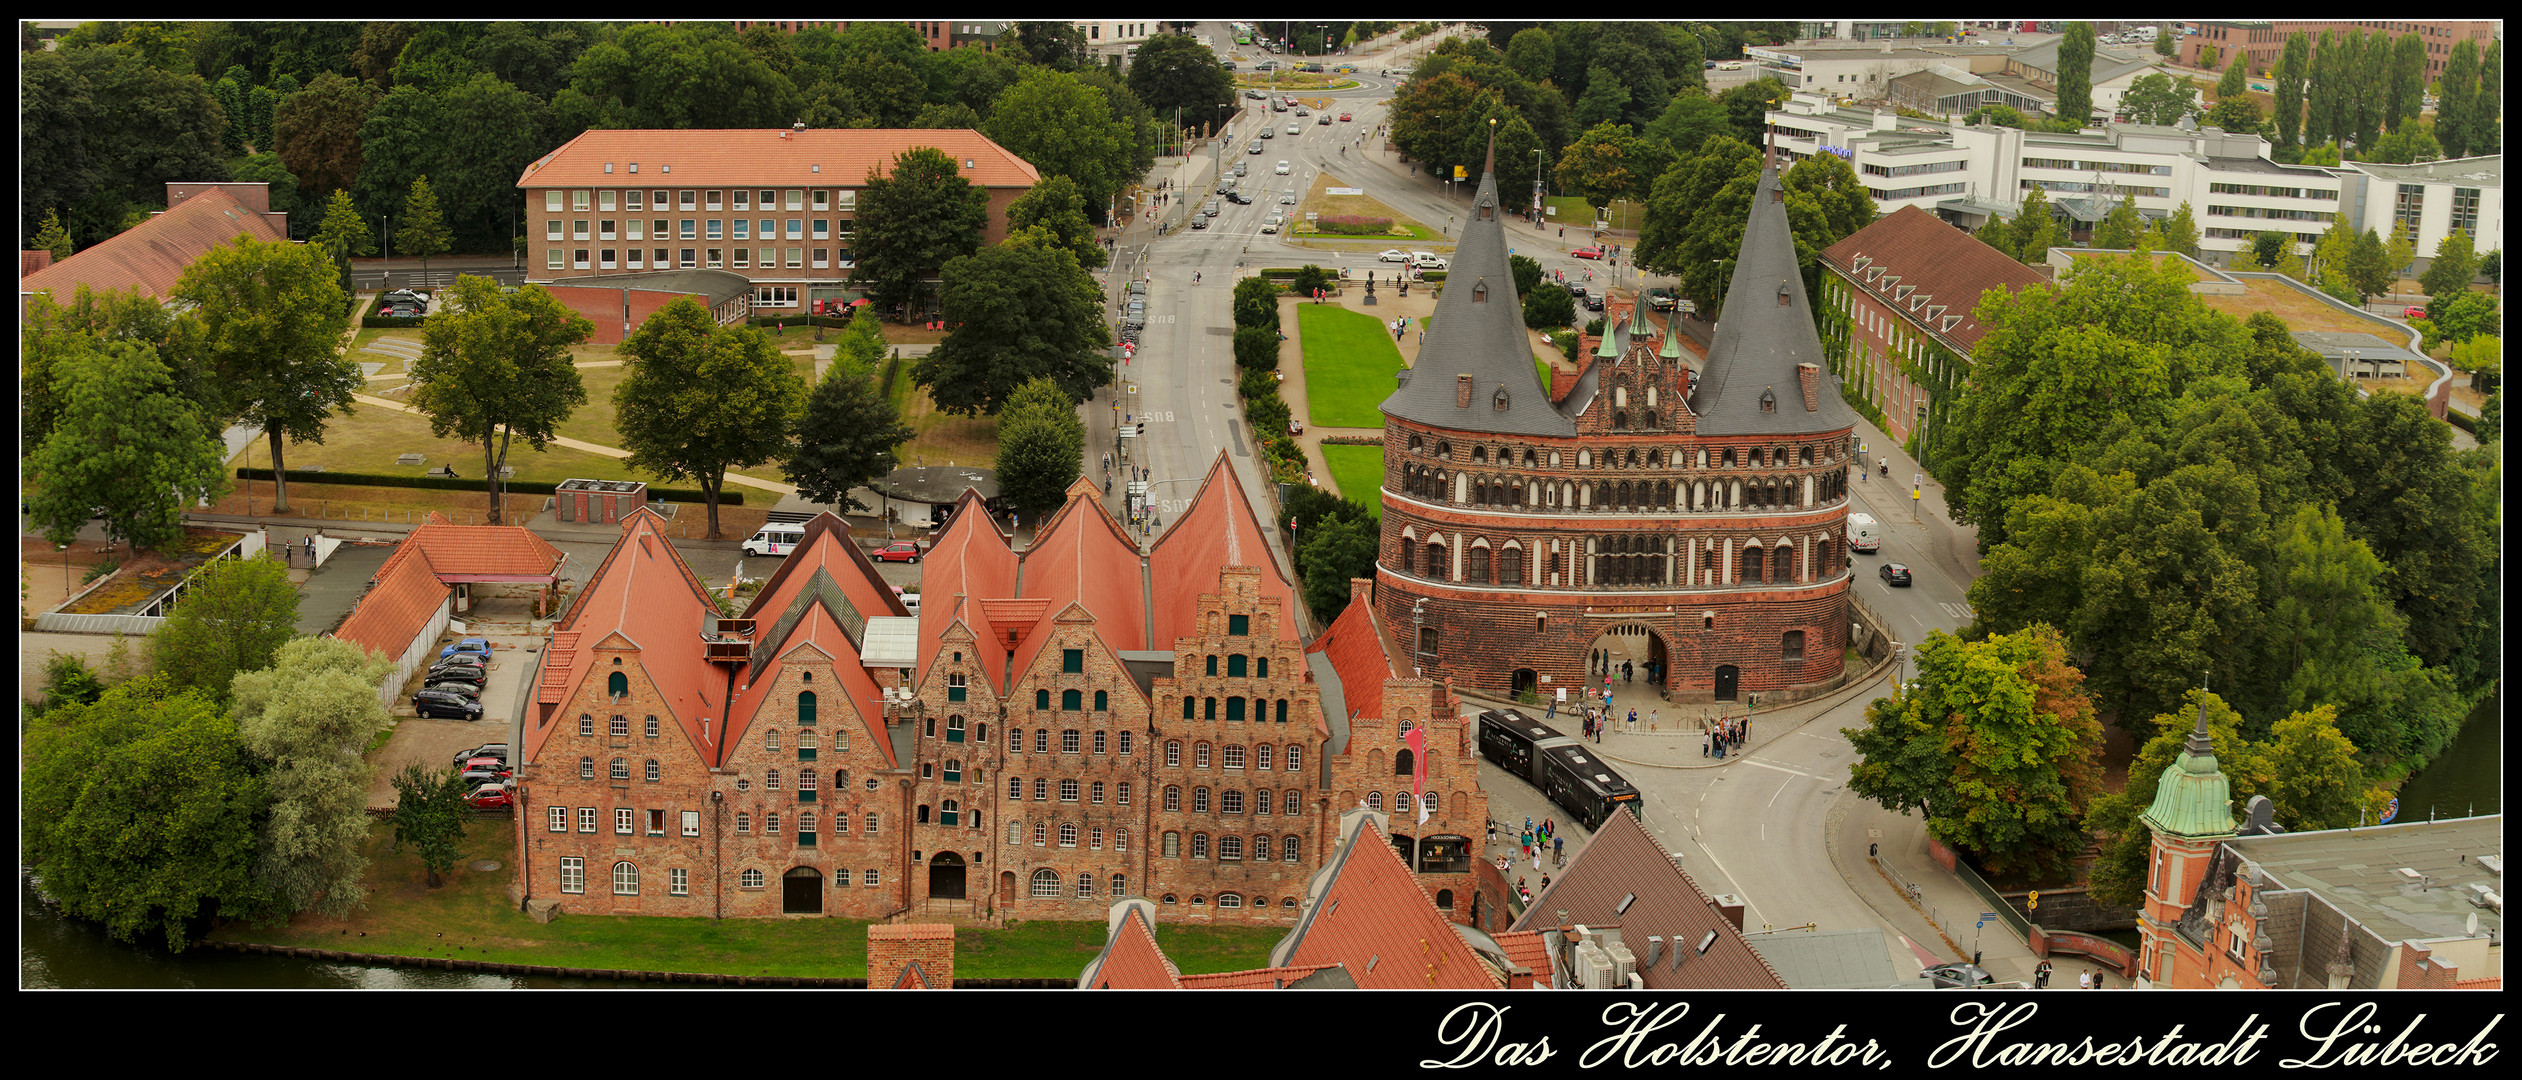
[208, 820, 1281, 980]
[1296, 303, 1406, 429]
[1321, 445, 1385, 516]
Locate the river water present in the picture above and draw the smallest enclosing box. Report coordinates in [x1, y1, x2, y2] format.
[2392, 690, 2500, 821]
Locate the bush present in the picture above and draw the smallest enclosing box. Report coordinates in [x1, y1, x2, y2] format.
[1233, 276, 1282, 328]
[1244, 392, 1292, 436]
[232, 468, 741, 506]
[1315, 214, 1394, 235]
[1290, 265, 1337, 296]
[1524, 282, 1576, 330]
[1238, 368, 1279, 399]
[1232, 325, 1281, 371]
[80, 560, 120, 586]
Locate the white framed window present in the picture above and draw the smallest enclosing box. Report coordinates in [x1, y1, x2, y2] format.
[610, 758, 628, 782]
[547, 249, 564, 270]
[834, 189, 855, 210]
[736, 811, 752, 834]
[559, 857, 585, 893]
[705, 190, 723, 211]
[812, 248, 828, 269]
[733, 219, 750, 241]
[1196, 744, 1211, 769]
[786, 248, 803, 268]
[1008, 820, 1023, 845]
[765, 812, 781, 834]
[599, 190, 616, 212]
[573, 249, 590, 270]
[578, 807, 598, 833]
[670, 868, 688, 896]
[785, 219, 803, 240]
[548, 806, 568, 832]
[615, 808, 634, 834]
[706, 220, 723, 241]
[612, 861, 639, 895]
[1077, 873, 1095, 899]
[812, 189, 829, 211]
[1060, 779, 1079, 802]
[1287, 746, 1302, 770]
[1090, 781, 1105, 805]
[812, 219, 829, 240]
[644, 759, 660, 782]
[1166, 741, 1181, 767]
[681, 810, 700, 836]
[1119, 731, 1133, 755]
[1225, 745, 1246, 770]
[785, 190, 803, 211]
[862, 869, 878, 888]
[1117, 782, 1131, 806]
[1164, 786, 1181, 812]
[1284, 835, 1301, 862]
[653, 218, 668, 239]
[573, 220, 588, 241]
[706, 248, 722, 268]
[740, 868, 764, 888]
[1218, 892, 1243, 909]
[678, 190, 695, 211]
[833, 868, 850, 888]
[679, 220, 695, 240]
[544, 190, 563, 212]
[733, 190, 751, 211]
[599, 220, 616, 241]
[1060, 822, 1079, 847]
[766, 768, 781, 791]
[599, 249, 617, 270]
[1031, 869, 1061, 898]
[733, 248, 750, 269]
[1033, 821, 1048, 846]
[626, 190, 644, 212]
[864, 813, 878, 836]
[571, 190, 590, 211]
[1115, 828, 1129, 852]
[626, 249, 644, 269]
[546, 220, 563, 241]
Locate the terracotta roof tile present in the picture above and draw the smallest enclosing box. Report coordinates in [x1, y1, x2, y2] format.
[1495, 930, 1553, 988]
[399, 519, 565, 580]
[727, 514, 902, 768]
[1008, 484, 1146, 678]
[531, 508, 729, 765]
[1509, 806, 1787, 989]
[1149, 453, 1300, 647]
[1176, 964, 1342, 989]
[517, 128, 1041, 193]
[1818, 205, 2047, 354]
[917, 490, 1018, 688]
[1306, 587, 1392, 724]
[21, 188, 288, 300]
[1080, 906, 1183, 989]
[331, 541, 449, 661]
[1282, 815, 1504, 989]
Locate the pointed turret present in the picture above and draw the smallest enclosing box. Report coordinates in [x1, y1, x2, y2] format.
[1378, 128, 1577, 438]
[1688, 132, 1855, 436]
[2140, 709, 2239, 840]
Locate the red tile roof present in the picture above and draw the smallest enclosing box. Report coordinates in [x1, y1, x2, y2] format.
[1280, 814, 1505, 989]
[1007, 480, 1146, 678]
[1177, 964, 1343, 989]
[400, 514, 566, 581]
[529, 507, 729, 765]
[726, 513, 902, 768]
[518, 128, 1042, 192]
[1080, 905, 1183, 989]
[1306, 581, 1393, 727]
[916, 490, 1019, 688]
[331, 539, 452, 662]
[1818, 205, 2047, 355]
[1509, 804, 1788, 988]
[20, 187, 288, 300]
[1495, 930, 1553, 988]
[1149, 453, 1301, 648]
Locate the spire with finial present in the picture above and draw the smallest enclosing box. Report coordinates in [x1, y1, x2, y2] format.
[1484, 116, 1497, 177]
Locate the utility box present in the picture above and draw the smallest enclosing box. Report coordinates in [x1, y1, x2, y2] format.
[556, 478, 647, 524]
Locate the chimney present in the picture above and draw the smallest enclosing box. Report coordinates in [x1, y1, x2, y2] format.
[1456, 374, 1475, 408]
[867, 923, 956, 988]
[1349, 578, 1374, 607]
[1797, 363, 1821, 411]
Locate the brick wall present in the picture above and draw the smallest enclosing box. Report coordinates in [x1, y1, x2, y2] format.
[868, 923, 956, 987]
[992, 610, 1158, 920]
[519, 644, 724, 917]
[719, 658, 908, 919]
[1325, 678, 1491, 926]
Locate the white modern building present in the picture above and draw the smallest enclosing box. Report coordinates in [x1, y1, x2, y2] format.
[1766, 92, 2349, 267]
[2336, 156, 2503, 276]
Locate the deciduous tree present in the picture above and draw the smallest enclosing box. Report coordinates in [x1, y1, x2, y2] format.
[148, 553, 300, 702]
[1125, 32, 1232, 121]
[1298, 513, 1381, 624]
[171, 234, 357, 514]
[230, 637, 394, 919]
[27, 342, 231, 553]
[2273, 34, 2310, 149]
[386, 763, 471, 889]
[987, 68, 1133, 223]
[915, 240, 1112, 415]
[847, 146, 990, 318]
[992, 377, 1085, 514]
[410, 277, 595, 522]
[1005, 174, 1108, 271]
[2055, 23, 2096, 124]
[784, 355, 915, 512]
[24, 677, 270, 950]
[615, 298, 808, 539]
[2119, 72, 2197, 127]
[2418, 230, 2480, 299]
[2154, 201, 2202, 258]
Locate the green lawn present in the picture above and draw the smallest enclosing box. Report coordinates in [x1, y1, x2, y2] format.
[1296, 304, 1406, 428]
[1545, 196, 1640, 233]
[231, 399, 654, 486]
[1321, 444, 1385, 515]
[556, 357, 816, 452]
[207, 818, 1282, 981]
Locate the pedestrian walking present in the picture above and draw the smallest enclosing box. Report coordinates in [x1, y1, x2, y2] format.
[1545, 697, 1557, 720]
[303, 534, 316, 562]
[1486, 819, 1497, 844]
[2078, 970, 2092, 990]
[1703, 731, 1711, 757]
[2035, 960, 2052, 989]
[2094, 972, 2107, 989]
[1540, 874, 1551, 892]
[1552, 835, 1563, 861]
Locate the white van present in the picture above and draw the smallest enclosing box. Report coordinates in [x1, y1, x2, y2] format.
[1847, 513, 1880, 554]
[892, 586, 921, 615]
[743, 524, 805, 556]
[1410, 252, 1446, 270]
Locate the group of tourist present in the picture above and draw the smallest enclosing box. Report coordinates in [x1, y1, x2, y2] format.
[1703, 716, 1747, 759]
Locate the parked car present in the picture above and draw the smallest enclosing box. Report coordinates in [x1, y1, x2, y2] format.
[458, 766, 510, 787]
[1571, 247, 1605, 259]
[1127, 279, 1147, 296]
[1380, 249, 1410, 263]
[458, 756, 510, 779]
[425, 669, 488, 693]
[1227, 190, 1253, 204]
[413, 689, 483, 720]
[466, 783, 515, 811]
[2404, 305, 2429, 319]
[452, 743, 510, 768]
[423, 680, 485, 700]
[431, 651, 488, 671]
[1879, 563, 1913, 587]
[1922, 962, 1995, 988]
[383, 289, 429, 312]
[440, 637, 492, 661]
[874, 541, 923, 563]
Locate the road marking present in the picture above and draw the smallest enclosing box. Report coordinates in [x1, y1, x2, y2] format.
[1764, 777, 1799, 809]
[1687, 835, 1765, 926]
[1738, 758, 1819, 780]
[1940, 602, 1976, 621]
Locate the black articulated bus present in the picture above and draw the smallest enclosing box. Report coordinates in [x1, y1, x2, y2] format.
[1476, 709, 1643, 830]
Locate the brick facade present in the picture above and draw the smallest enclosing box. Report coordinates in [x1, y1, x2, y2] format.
[1322, 677, 1491, 926]
[1372, 376, 1857, 704]
[867, 923, 956, 988]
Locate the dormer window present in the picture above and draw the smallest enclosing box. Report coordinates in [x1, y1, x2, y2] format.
[1778, 280, 1792, 307]
[1473, 281, 1489, 303]
[1760, 388, 1777, 413]
[1493, 385, 1511, 411]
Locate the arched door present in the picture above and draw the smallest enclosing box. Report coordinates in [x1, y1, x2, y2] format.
[1713, 664, 1740, 701]
[782, 867, 824, 914]
[1511, 668, 1538, 695]
[998, 870, 1017, 906]
[928, 851, 967, 900]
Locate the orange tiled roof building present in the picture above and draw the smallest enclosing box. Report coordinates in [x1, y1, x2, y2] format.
[515, 455, 1491, 924]
[1371, 137, 1857, 706]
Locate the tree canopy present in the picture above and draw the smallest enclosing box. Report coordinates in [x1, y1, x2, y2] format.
[992, 377, 1086, 514]
[147, 553, 301, 702]
[26, 341, 231, 553]
[170, 234, 358, 514]
[231, 637, 395, 919]
[411, 276, 595, 521]
[784, 351, 914, 513]
[614, 297, 808, 539]
[847, 146, 990, 318]
[914, 239, 1112, 415]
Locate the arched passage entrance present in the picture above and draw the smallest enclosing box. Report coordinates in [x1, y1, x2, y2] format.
[1588, 623, 1670, 694]
[782, 867, 824, 914]
[928, 851, 967, 900]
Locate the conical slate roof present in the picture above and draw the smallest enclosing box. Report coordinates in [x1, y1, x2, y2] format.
[2139, 711, 2238, 840]
[1379, 141, 1576, 438]
[1689, 144, 1857, 436]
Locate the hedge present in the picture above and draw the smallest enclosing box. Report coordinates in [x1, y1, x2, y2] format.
[1319, 435, 1384, 446]
[233, 468, 741, 506]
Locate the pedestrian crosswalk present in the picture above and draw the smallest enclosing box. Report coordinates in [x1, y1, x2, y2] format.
[1938, 602, 1976, 622]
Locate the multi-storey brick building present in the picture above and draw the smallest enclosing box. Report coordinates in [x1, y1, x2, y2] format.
[515, 127, 1038, 316]
[1371, 142, 1857, 706]
[1814, 205, 2047, 447]
[2179, 21, 2498, 83]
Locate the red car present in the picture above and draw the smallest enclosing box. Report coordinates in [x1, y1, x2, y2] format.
[466, 783, 514, 811]
[1571, 247, 1605, 259]
[2404, 305, 2429, 319]
[1338, 112, 1352, 122]
[873, 541, 923, 563]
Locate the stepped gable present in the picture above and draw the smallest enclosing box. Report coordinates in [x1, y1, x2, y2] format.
[1690, 137, 1856, 437]
[1008, 478, 1148, 679]
[1378, 138, 1577, 438]
[914, 488, 1018, 688]
[1148, 451, 1300, 647]
[527, 506, 725, 765]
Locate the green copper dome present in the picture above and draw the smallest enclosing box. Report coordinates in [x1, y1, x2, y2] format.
[2139, 712, 2237, 839]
